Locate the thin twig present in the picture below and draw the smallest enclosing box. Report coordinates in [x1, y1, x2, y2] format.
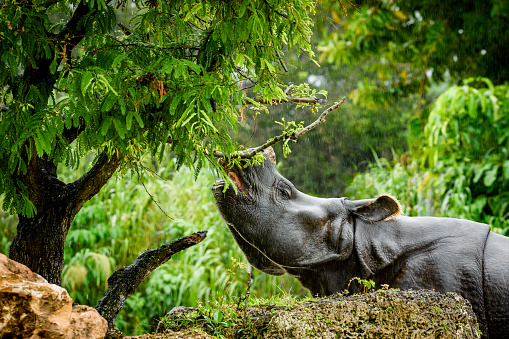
[139, 180, 174, 221]
[284, 83, 294, 96]
[133, 157, 174, 220]
[262, 0, 288, 19]
[345, 0, 362, 13]
[294, 96, 346, 138]
[213, 96, 346, 159]
[252, 96, 327, 105]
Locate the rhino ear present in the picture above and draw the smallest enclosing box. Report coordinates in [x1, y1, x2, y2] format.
[344, 194, 402, 222]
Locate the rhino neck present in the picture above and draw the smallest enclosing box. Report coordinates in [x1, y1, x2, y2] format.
[353, 216, 491, 283]
[287, 257, 364, 297]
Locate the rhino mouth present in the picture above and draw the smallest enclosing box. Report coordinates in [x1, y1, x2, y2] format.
[212, 162, 251, 198]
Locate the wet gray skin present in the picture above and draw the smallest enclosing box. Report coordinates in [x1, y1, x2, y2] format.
[212, 149, 509, 338]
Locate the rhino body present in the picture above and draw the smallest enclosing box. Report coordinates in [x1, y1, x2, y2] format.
[212, 150, 509, 338]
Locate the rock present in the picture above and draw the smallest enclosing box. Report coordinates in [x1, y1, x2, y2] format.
[0, 251, 47, 284]
[68, 305, 108, 339]
[263, 290, 481, 339]
[0, 253, 107, 339]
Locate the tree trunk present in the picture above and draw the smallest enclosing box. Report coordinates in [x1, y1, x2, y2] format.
[10, 206, 77, 286]
[9, 152, 121, 285]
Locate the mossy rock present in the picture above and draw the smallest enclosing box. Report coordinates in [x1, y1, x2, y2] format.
[263, 290, 480, 338]
[133, 289, 480, 339]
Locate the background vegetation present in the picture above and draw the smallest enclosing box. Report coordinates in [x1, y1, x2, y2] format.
[1, 156, 307, 335]
[2, 0, 509, 336]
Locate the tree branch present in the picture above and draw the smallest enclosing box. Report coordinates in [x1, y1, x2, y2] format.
[214, 96, 346, 159]
[68, 150, 122, 204]
[95, 231, 208, 334]
[294, 96, 346, 138]
[58, 2, 98, 46]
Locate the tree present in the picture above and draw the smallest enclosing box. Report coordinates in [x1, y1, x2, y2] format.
[318, 0, 509, 105]
[0, 0, 324, 284]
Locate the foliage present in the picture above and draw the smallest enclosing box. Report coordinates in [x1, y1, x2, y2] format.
[347, 78, 509, 236]
[422, 78, 509, 234]
[0, 0, 319, 217]
[317, 0, 509, 107]
[347, 277, 376, 294]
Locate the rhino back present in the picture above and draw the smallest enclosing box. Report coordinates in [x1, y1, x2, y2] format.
[354, 216, 491, 336]
[483, 231, 509, 338]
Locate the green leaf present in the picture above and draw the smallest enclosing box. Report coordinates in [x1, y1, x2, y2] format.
[126, 112, 133, 130]
[101, 93, 117, 112]
[81, 71, 94, 94]
[169, 95, 181, 115]
[101, 118, 112, 136]
[112, 54, 127, 68]
[49, 58, 58, 75]
[133, 111, 144, 128]
[119, 98, 126, 115]
[239, 0, 250, 17]
[503, 161, 509, 179]
[473, 163, 490, 184]
[182, 59, 202, 75]
[113, 118, 126, 139]
[484, 165, 499, 187]
[180, 112, 197, 128]
[176, 99, 196, 127]
[35, 129, 51, 156]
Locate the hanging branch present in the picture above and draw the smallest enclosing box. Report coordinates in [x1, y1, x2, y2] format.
[213, 96, 346, 159]
[95, 231, 208, 336]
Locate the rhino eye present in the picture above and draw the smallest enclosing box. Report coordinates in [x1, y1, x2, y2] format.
[278, 188, 289, 198]
[277, 183, 291, 199]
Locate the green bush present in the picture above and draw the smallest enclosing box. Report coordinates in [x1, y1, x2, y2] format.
[347, 78, 509, 236]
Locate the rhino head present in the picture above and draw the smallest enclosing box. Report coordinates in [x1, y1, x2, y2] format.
[212, 148, 401, 276]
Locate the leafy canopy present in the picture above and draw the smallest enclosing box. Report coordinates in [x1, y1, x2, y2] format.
[0, 0, 317, 216]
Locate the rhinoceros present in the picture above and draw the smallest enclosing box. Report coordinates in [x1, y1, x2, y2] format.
[212, 149, 509, 338]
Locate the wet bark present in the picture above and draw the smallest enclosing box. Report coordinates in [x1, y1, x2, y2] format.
[95, 231, 208, 335]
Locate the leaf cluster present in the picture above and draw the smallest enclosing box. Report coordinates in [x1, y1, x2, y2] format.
[0, 0, 318, 216]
